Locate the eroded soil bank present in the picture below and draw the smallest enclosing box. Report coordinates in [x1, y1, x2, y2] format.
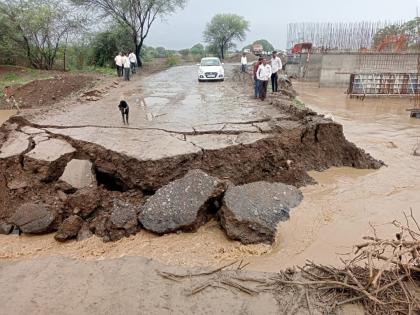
[0, 97, 380, 243]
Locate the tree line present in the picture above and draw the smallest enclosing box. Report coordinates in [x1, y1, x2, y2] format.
[0, 0, 253, 70]
[0, 0, 190, 70]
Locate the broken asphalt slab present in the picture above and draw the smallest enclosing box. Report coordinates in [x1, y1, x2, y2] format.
[139, 170, 227, 234]
[221, 182, 303, 245]
[59, 159, 96, 189]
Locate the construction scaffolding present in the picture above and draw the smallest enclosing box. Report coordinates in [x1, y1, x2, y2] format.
[287, 21, 403, 52]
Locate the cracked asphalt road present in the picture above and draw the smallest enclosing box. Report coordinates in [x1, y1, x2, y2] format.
[28, 65, 285, 160]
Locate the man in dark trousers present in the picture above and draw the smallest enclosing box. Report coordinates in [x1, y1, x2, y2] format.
[253, 57, 263, 99]
[114, 52, 123, 77]
[270, 51, 283, 93]
[257, 58, 272, 101]
[118, 98, 129, 125]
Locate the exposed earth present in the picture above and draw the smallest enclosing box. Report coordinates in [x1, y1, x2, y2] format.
[0, 66, 99, 109]
[1, 64, 417, 314]
[0, 64, 381, 244]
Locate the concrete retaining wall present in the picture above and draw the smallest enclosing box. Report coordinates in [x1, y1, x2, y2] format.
[286, 53, 419, 88]
[319, 53, 419, 88]
[319, 54, 358, 87]
[285, 53, 323, 81]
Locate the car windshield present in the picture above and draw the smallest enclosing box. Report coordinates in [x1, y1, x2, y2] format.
[201, 59, 220, 66]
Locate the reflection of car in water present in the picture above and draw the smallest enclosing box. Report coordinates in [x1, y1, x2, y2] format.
[198, 57, 224, 82]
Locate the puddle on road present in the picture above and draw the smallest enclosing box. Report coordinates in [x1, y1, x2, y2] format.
[1, 82, 420, 273]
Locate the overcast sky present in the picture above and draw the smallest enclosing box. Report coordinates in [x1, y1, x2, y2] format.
[146, 0, 420, 50]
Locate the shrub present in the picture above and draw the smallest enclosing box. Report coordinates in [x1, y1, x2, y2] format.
[165, 55, 179, 67]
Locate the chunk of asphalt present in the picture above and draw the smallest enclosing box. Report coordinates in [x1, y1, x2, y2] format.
[220, 181, 303, 245]
[139, 169, 227, 234]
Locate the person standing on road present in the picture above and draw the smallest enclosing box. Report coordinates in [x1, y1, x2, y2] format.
[241, 53, 248, 73]
[257, 58, 272, 101]
[129, 52, 137, 74]
[252, 57, 263, 99]
[123, 53, 131, 81]
[270, 51, 283, 93]
[115, 52, 123, 77]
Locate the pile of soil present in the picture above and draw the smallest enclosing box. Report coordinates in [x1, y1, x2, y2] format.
[11, 73, 96, 108]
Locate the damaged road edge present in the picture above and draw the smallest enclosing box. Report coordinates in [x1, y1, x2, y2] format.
[0, 104, 384, 244]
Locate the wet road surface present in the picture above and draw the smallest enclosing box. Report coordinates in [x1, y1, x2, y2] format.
[34, 65, 280, 129]
[30, 65, 278, 160]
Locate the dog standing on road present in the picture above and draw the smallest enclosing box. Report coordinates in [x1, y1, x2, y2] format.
[118, 99, 129, 125]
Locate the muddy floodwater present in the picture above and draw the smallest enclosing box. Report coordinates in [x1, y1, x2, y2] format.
[0, 110, 16, 125]
[250, 83, 420, 271]
[1, 78, 419, 273]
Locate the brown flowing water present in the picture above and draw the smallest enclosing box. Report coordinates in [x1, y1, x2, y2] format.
[0, 110, 16, 125]
[249, 83, 420, 271]
[1, 83, 419, 273]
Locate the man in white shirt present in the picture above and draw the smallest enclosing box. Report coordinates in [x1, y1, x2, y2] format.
[270, 51, 283, 93]
[128, 52, 137, 74]
[114, 52, 123, 77]
[122, 53, 131, 81]
[240, 53, 247, 73]
[257, 58, 272, 101]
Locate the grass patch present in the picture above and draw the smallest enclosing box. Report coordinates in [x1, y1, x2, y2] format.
[71, 66, 115, 76]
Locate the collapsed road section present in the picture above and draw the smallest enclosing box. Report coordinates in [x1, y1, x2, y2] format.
[0, 96, 383, 244]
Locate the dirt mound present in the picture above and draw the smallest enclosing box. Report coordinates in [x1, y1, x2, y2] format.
[12, 74, 96, 108]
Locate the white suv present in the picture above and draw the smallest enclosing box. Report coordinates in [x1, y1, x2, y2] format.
[198, 57, 224, 82]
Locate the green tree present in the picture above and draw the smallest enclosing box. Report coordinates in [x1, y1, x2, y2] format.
[205, 44, 218, 56]
[155, 47, 167, 58]
[72, 0, 187, 67]
[243, 39, 275, 53]
[373, 19, 420, 51]
[178, 48, 190, 58]
[0, 0, 85, 69]
[203, 13, 249, 59]
[190, 43, 204, 56]
[0, 11, 22, 64]
[89, 24, 134, 67]
[142, 46, 158, 60]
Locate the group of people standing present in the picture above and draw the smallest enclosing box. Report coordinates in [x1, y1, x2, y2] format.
[114, 52, 138, 81]
[242, 51, 283, 101]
